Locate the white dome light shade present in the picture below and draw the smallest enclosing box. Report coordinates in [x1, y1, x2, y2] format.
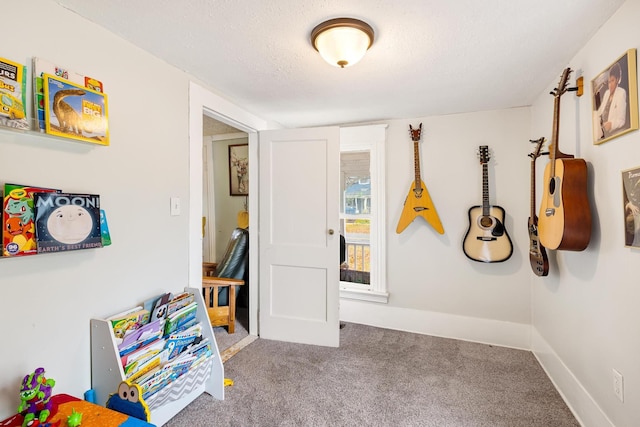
[311, 18, 374, 68]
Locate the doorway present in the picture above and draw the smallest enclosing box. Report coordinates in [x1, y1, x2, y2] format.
[202, 116, 250, 352]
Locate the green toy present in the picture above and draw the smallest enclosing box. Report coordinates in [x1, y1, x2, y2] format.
[67, 408, 83, 427]
[17, 367, 55, 427]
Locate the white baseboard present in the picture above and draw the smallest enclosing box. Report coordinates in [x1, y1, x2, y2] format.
[339, 299, 530, 350]
[531, 328, 614, 427]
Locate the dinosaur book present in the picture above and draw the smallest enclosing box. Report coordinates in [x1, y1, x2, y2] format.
[32, 58, 103, 132]
[43, 73, 109, 145]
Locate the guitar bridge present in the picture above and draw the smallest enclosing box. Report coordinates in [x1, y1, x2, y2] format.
[545, 208, 555, 217]
[476, 236, 497, 241]
[413, 207, 428, 212]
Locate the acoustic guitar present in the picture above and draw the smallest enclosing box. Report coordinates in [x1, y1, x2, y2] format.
[528, 137, 549, 276]
[463, 146, 513, 263]
[396, 123, 444, 234]
[538, 68, 592, 251]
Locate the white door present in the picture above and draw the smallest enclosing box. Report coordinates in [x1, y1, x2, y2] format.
[259, 126, 340, 347]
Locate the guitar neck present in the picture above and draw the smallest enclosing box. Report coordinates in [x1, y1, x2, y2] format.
[530, 158, 536, 218]
[482, 162, 490, 216]
[413, 140, 421, 187]
[549, 95, 560, 175]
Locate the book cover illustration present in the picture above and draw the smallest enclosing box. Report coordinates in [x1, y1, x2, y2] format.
[100, 209, 112, 246]
[3, 184, 59, 257]
[43, 73, 109, 145]
[34, 192, 103, 253]
[164, 302, 198, 336]
[0, 57, 29, 130]
[32, 58, 103, 131]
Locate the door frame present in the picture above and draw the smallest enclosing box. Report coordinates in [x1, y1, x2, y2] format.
[188, 82, 272, 335]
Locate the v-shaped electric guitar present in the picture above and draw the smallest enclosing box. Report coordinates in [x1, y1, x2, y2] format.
[396, 123, 444, 234]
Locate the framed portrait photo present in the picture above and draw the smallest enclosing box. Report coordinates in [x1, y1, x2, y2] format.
[591, 48, 638, 145]
[622, 166, 640, 248]
[229, 143, 248, 196]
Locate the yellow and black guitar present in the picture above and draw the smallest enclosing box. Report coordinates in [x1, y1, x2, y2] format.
[396, 123, 444, 234]
[462, 146, 513, 262]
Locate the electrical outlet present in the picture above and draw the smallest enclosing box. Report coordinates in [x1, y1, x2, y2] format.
[613, 369, 624, 402]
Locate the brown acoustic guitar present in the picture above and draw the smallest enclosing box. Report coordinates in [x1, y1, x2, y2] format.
[528, 137, 549, 276]
[538, 68, 592, 251]
[396, 123, 444, 234]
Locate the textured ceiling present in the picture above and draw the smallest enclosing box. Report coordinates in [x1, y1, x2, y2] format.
[54, 0, 624, 129]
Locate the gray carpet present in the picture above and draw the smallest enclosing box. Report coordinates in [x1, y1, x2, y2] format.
[213, 307, 249, 352]
[165, 323, 578, 426]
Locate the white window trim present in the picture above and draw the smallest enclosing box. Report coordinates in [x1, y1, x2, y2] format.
[339, 124, 388, 303]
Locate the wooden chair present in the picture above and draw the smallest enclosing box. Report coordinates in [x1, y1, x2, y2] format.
[202, 228, 248, 334]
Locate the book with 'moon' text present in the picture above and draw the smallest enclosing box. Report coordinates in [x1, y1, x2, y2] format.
[34, 192, 103, 253]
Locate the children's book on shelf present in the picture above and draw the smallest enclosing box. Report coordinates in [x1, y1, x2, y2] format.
[99, 209, 112, 246]
[33, 192, 103, 253]
[32, 58, 103, 131]
[149, 292, 173, 322]
[165, 323, 203, 360]
[166, 292, 195, 317]
[106, 305, 150, 341]
[0, 57, 29, 130]
[2, 184, 60, 257]
[43, 73, 109, 145]
[122, 338, 167, 374]
[126, 348, 170, 382]
[164, 302, 198, 336]
[118, 318, 164, 354]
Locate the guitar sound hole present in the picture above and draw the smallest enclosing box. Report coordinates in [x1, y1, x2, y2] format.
[549, 178, 556, 194]
[480, 216, 493, 228]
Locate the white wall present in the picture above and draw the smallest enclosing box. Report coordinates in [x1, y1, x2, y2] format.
[530, 1, 640, 426]
[0, 0, 196, 417]
[341, 108, 533, 349]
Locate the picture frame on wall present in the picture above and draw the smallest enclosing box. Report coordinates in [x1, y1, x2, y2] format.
[591, 48, 638, 145]
[229, 143, 248, 196]
[622, 166, 640, 248]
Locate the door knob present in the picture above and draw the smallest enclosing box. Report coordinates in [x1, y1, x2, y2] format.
[328, 229, 335, 235]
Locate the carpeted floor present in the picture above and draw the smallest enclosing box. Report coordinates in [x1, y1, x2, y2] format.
[165, 323, 578, 426]
[212, 307, 249, 353]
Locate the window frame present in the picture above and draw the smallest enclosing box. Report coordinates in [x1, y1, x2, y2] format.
[339, 125, 388, 303]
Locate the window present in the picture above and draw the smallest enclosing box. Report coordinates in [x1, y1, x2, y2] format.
[339, 125, 388, 303]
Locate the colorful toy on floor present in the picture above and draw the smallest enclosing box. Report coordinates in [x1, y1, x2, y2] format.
[105, 381, 150, 422]
[67, 408, 83, 427]
[17, 367, 56, 427]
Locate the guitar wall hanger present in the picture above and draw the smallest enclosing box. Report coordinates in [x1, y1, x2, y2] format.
[551, 76, 584, 97]
[528, 138, 549, 157]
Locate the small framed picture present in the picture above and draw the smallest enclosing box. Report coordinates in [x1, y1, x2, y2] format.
[591, 48, 638, 145]
[229, 144, 248, 196]
[622, 166, 640, 248]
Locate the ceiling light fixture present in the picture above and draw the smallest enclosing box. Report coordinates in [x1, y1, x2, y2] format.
[311, 18, 374, 68]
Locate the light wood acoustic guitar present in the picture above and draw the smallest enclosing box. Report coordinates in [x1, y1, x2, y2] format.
[527, 137, 549, 276]
[538, 68, 592, 251]
[396, 123, 444, 234]
[462, 146, 513, 263]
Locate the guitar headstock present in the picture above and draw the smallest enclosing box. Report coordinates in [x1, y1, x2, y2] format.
[409, 123, 422, 142]
[550, 67, 572, 98]
[528, 137, 546, 160]
[478, 145, 490, 164]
